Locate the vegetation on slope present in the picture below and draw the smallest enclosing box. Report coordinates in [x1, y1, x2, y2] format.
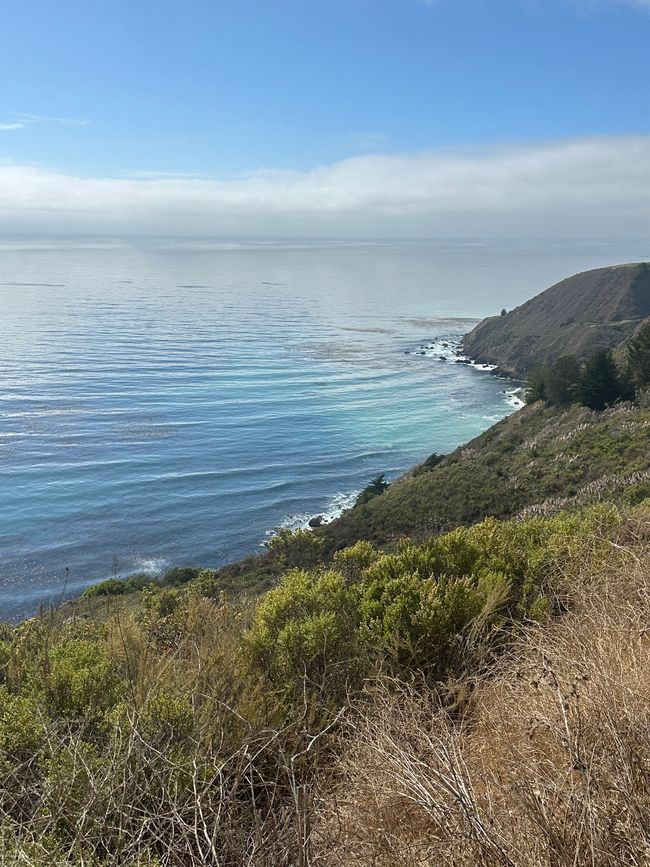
[318, 506, 650, 865]
[0, 501, 646, 865]
[321, 399, 650, 552]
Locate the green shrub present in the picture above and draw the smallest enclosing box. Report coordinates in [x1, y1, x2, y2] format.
[244, 569, 363, 701]
[82, 577, 129, 598]
[332, 540, 378, 582]
[266, 528, 325, 568]
[623, 482, 650, 506]
[44, 640, 124, 721]
[359, 567, 510, 675]
[0, 686, 44, 760]
[160, 566, 201, 586]
[141, 691, 194, 744]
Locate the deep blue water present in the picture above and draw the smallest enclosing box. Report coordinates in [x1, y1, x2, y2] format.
[1, 239, 648, 619]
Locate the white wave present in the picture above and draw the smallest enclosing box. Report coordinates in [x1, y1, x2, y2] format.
[116, 556, 167, 578]
[265, 489, 360, 541]
[503, 388, 525, 409]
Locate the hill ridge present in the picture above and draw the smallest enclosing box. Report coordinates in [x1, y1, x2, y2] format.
[463, 261, 650, 377]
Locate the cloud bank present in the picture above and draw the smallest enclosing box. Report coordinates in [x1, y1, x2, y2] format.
[1, 135, 650, 239]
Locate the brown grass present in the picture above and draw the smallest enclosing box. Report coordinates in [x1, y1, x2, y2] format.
[315, 515, 650, 866]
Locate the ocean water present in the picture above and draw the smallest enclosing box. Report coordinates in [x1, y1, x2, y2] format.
[1, 238, 648, 619]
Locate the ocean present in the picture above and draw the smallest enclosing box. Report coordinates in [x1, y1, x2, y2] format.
[1, 238, 648, 619]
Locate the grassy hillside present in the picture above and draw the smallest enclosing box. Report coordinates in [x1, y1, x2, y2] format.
[321, 398, 650, 551]
[71, 397, 650, 612]
[463, 262, 650, 377]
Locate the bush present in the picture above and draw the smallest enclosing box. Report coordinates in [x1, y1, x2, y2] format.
[0, 687, 44, 761]
[244, 569, 363, 702]
[43, 640, 124, 721]
[359, 569, 509, 675]
[266, 528, 325, 568]
[332, 540, 378, 582]
[160, 566, 201, 586]
[82, 573, 152, 598]
[82, 577, 129, 598]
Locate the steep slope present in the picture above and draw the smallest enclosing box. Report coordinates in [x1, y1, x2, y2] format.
[463, 262, 650, 377]
[321, 400, 650, 552]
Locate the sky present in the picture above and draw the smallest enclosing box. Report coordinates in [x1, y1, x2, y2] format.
[1, 0, 650, 239]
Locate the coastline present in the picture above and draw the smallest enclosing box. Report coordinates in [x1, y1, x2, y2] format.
[266, 330, 526, 539]
[10, 324, 525, 621]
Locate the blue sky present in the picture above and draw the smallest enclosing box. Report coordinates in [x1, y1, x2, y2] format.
[1, 0, 650, 237]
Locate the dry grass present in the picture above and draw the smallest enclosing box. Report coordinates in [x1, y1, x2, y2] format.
[0, 596, 337, 867]
[4, 512, 650, 865]
[315, 514, 650, 866]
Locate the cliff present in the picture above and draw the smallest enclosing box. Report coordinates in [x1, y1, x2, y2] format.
[463, 262, 650, 378]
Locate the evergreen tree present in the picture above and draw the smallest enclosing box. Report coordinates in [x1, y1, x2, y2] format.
[627, 320, 650, 393]
[356, 473, 389, 506]
[578, 350, 624, 411]
[525, 365, 546, 403]
[544, 355, 581, 406]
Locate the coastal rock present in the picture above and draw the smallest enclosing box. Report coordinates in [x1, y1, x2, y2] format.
[308, 515, 324, 528]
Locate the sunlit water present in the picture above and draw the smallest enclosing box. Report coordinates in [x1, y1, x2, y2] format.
[1, 238, 647, 619]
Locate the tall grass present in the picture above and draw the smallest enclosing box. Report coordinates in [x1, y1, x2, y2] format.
[315, 512, 650, 865]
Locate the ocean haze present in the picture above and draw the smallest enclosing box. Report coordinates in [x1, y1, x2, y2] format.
[1, 238, 648, 619]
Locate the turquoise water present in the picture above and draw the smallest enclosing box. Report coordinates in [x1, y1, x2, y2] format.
[1, 239, 647, 619]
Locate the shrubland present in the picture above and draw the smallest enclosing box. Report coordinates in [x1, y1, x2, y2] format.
[2, 499, 649, 864]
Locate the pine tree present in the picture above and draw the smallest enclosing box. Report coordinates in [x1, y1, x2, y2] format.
[544, 355, 581, 406]
[627, 320, 650, 393]
[356, 473, 389, 506]
[525, 365, 546, 403]
[578, 350, 624, 411]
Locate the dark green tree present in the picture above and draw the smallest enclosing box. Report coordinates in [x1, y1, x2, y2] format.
[356, 473, 389, 507]
[578, 350, 624, 411]
[525, 365, 546, 403]
[627, 320, 650, 393]
[544, 355, 582, 406]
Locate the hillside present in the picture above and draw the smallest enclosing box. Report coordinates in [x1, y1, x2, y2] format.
[463, 262, 650, 377]
[320, 399, 650, 552]
[3, 490, 650, 864]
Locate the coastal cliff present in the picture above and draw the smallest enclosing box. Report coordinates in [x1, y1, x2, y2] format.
[463, 262, 650, 378]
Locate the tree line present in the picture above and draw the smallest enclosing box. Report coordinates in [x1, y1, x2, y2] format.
[526, 320, 650, 411]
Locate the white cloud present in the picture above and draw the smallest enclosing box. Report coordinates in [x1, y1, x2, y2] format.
[1, 135, 650, 239]
[13, 112, 90, 127]
[0, 112, 89, 132]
